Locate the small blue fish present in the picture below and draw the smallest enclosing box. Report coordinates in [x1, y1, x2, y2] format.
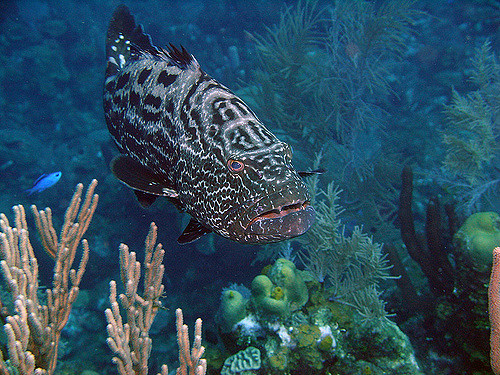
[26, 172, 62, 195]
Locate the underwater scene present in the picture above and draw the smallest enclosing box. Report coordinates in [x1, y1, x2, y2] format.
[0, 0, 499, 374]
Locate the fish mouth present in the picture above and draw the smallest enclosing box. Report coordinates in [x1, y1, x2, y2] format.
[245, 200, 313, 234]
[227, 183, 315, 244]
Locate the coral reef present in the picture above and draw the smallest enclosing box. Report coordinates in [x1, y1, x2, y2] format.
[214, 257, 422, 374]
[395, 166, 497, 373]
[0, 0, 498, 373]
[248, 0, 417, 147]
[296, 176, 394, 324]
[441, 40, 500, 214]
[218, 290, 248, 334]
[0, 181, 97, 373]
[397, 165, 455, 296]
[0, 184, 208, 375]
[105, 222, 207, 375]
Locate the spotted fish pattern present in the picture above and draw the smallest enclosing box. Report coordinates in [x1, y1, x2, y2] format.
[104, 5, 315, 244]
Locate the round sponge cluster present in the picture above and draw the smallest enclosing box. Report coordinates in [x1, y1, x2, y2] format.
[454, 211, 500, 272]
[251, 258, 309, 318]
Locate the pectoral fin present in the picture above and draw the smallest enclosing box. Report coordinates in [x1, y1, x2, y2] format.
[177, 218, 212, 244]
[111, 155, 179, 198]
[133, 190, 158, 207]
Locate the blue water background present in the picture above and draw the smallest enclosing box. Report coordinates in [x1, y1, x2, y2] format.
[0, 0, 498, 373]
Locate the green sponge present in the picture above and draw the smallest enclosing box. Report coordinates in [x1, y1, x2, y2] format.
[454, 211, 500, 271]
[251, 258, 308, 318]
[218, 290, 247, 332]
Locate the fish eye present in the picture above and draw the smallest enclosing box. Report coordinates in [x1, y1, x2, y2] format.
[228, 159, 244, 172]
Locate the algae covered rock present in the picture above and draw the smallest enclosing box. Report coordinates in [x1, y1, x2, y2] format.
[454, 211, 500, 271]
[335, 317, 424, 374]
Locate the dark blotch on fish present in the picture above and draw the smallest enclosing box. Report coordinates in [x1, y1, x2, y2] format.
[137, 68, 152, 85]
[143, 110, 162, 123]
[157, 70, 177, 87]
[129, 91, 140, 107]
[115, 72, 130, 91]
[144, 94, 162, 109]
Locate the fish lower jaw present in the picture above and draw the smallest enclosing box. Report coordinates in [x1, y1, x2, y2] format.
[245, 200, 310, 230]
[242, 201, 316, 242]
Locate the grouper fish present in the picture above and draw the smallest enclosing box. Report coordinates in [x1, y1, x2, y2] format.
[104, 5, 315, 244]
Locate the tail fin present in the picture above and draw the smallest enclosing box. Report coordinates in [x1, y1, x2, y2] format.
[105, 5, 157, 77]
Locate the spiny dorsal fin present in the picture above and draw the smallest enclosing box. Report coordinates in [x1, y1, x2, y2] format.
[106, 5, 158, 74]
[166, 43, 195, 69]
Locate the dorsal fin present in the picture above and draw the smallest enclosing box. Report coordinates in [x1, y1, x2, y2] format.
[166, 43, 194, 69]
[33, 173, 47, 185]
[105, 5, 158, 75]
